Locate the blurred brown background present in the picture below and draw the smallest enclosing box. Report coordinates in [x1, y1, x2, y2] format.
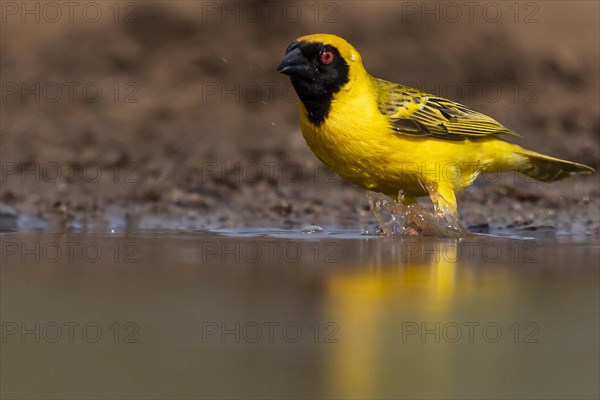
[1, 0, 599, 231]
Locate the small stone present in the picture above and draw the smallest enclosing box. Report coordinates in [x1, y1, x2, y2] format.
[0, 203, 18, 232]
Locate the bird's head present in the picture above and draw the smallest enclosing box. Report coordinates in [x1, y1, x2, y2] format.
[276, 34, 366, 125]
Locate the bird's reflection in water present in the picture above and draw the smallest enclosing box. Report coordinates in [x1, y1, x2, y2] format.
[324, 239, 463, 397]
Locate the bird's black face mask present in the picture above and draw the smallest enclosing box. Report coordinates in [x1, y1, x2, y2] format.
[277, 41, 349, 126]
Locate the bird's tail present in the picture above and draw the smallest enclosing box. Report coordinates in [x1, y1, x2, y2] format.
[512, 149, 595, 182]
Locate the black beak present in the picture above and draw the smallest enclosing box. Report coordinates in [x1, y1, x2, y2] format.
[276, 48, 313, 79]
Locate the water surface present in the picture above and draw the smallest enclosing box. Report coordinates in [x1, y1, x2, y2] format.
[1, 230, 598, 399]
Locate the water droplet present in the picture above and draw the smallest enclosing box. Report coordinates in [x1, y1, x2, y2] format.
[301, 225, 325, 234]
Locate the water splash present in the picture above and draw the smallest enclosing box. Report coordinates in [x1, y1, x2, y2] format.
[365, 192, 469, 237]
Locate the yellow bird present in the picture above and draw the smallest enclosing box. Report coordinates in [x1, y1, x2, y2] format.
[276, 33, 594, 219]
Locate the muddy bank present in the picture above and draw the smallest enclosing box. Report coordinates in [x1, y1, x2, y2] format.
[1, 1, 598, 234]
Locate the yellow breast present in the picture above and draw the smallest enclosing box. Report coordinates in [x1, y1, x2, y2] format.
[297, 76, 512, 199]
[299, 76, 399, 191]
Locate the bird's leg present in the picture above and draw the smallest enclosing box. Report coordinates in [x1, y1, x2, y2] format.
[424, 182, 467, 236]
[424, 182, 458, 220]
[395, 192, 421, 235]
[390, 191, 416, 216]
[399, 194, 417, 207]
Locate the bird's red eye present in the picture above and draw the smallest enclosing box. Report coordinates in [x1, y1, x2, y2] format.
[320, 51, 334, 65]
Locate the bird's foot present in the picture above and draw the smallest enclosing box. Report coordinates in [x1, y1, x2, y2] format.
[366, 189, 469, 237]
[423, 183, 468, 237]
[365, 191, 433, 236]
[366, 191, 408, 235]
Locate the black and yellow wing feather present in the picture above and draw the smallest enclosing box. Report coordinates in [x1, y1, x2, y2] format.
[374, 79, 519, 141]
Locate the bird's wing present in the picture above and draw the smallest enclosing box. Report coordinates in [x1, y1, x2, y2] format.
[374, 79, 519, 141]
